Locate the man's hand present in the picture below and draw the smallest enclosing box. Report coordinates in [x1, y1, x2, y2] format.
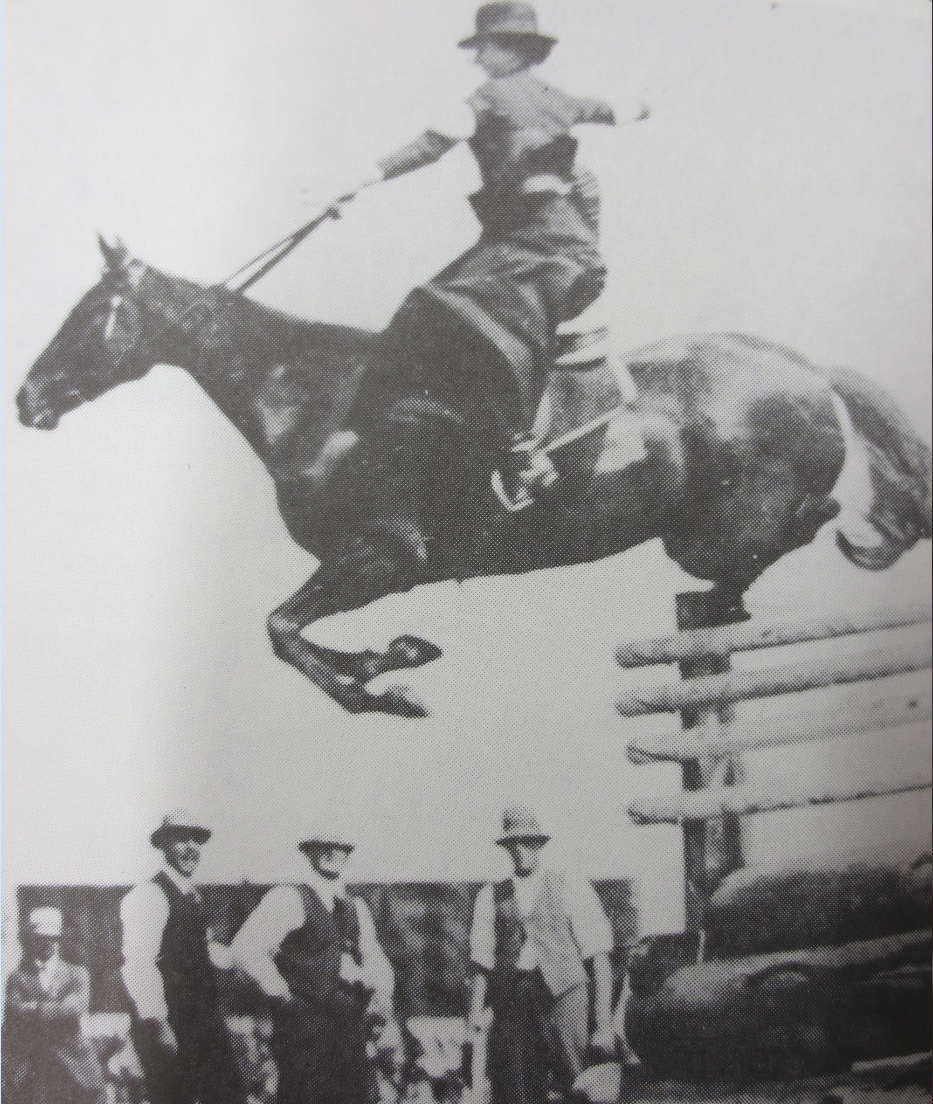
[151, 1018, 179, 1057]
[590, 1025, 617, 1059]
[635, 102, 651, 122]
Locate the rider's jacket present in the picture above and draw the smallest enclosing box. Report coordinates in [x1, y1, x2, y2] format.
[378, 71, 615, 231]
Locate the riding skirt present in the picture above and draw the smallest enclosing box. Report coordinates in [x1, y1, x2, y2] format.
[379, 188, 606, 438]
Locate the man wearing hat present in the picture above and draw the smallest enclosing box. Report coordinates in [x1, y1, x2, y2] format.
[119, 810, 246, 1104]
[231, 827, 394, 1104]
[2, 906, 106, 1104]
[325, 3, 650, 510]
[467, 807, 616, 1103]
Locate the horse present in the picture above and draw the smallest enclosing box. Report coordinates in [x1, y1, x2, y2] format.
[16, 237, 932, 718]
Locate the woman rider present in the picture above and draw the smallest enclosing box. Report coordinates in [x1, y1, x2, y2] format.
[336, 3, 649, 509]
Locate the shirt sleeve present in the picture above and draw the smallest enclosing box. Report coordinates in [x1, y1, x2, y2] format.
[120, 882, 171, 1020]
[574, 95, 617, 127]
[469, 885, 496, 972]
[352, 898, 394, 1003]
[230, 886, 305, 1000]
[563, 877, 614, 961]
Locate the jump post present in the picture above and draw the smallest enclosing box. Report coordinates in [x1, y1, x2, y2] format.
[617, 591, 933, 932]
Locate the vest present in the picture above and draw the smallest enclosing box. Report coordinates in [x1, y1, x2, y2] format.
[493, 871, 588, 999]
[274, 885, 362, 1002]
[152, 871, 218, 1025]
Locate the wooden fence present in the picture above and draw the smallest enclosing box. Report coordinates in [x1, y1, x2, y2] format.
[617, 590, 932, 930]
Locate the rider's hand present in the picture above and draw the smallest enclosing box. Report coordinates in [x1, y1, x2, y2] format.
[635, 102, 651, 122]
[301, 167, 384, 212]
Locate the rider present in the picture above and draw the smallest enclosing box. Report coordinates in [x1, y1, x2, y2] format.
[334, 2, 649, 509]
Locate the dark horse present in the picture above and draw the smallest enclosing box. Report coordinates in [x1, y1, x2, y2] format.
[17, 239, 932, 717]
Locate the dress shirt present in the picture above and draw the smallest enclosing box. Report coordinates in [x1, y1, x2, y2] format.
[470, 868, 613, 973]
[37, 950, 63, 993]
[120, 863, 230, 1020]
[231, 869, 394, 1004]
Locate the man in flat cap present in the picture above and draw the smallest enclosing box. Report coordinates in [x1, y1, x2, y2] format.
[231, 827, 394, 1104]
[119, 810, 246, 1104]
[2, 907, 106, 1104]
[467, 807, 616, 1103]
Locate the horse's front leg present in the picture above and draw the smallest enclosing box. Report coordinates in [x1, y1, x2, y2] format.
[267, 530, 438, 718]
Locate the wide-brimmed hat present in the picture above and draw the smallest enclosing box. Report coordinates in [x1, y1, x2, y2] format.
[150, 809, 211, 849]
[496, 806, 550, 846]
[298, 828, 355, 853]
[26, 907, 63, 940]
[459, 3, 557, 50]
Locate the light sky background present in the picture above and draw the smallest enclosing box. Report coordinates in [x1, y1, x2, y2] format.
[2, 0, 931, 938]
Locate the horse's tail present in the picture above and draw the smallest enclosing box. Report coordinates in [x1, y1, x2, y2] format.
[824, 364, 932, 569]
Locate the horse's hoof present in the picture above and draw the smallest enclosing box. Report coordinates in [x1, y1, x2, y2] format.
[386, 635, 443, 670]
[366, 684, 430, 719]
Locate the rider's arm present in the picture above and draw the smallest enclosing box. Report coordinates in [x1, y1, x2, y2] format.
[371, 99, 476, 183]
[575, 93, 649, 127]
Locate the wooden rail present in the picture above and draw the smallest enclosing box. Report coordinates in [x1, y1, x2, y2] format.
[628, 768, 933, 826]
[617, 603, 932, 667]
[618, 598, 933, 929]
[617, 637, 931, 716]
[628, 685, 932, 763]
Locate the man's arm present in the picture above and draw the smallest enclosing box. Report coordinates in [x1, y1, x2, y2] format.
[350, 898, 394, 1018]
[120, 883, 170, 1022]
[590, 952, 615, 1054]
[230, 885, 304, 1001]
[565, 876, 616, 1047]
[38, 966, 90, 1021]
[4, 971, 39, 1016]
[467, 884, 496, 1034]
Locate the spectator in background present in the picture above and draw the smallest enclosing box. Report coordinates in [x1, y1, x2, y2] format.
[467, 806, 616, 1104]
[2, 906, 106, 1104]
[120, 809, 246, 1104]
[231, 826, 395, 1104]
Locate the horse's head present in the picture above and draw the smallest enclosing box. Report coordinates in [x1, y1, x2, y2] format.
[17, 236, 152, 430]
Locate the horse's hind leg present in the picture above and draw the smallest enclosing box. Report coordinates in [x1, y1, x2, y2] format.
[266, 528, 439, 718]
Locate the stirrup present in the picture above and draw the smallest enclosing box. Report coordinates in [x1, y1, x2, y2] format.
[490, 441, 559, 513]
[490, 468, 535, 513]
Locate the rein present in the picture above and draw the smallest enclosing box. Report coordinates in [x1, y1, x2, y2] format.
[84, 206, 343, 384]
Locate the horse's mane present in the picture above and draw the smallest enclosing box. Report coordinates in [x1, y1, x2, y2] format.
[822, 364, 933, 540]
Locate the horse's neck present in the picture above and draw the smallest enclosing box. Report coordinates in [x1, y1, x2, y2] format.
[140, 267, 373, 472]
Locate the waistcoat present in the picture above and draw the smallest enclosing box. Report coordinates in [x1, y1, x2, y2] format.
[274, 885, 362, 1001]
[152, 871, 218, 1024]
[493, 870, 588, 999]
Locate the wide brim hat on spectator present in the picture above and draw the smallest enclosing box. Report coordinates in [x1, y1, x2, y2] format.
[459, 3, 557, 49]
[150, 809, 212, 849]
[298, 828, 356, 853]
[496, 806, 550, 846]
[26, 907, 63, 940]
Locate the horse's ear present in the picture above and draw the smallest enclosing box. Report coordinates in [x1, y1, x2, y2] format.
[98, 233, 129, 271]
